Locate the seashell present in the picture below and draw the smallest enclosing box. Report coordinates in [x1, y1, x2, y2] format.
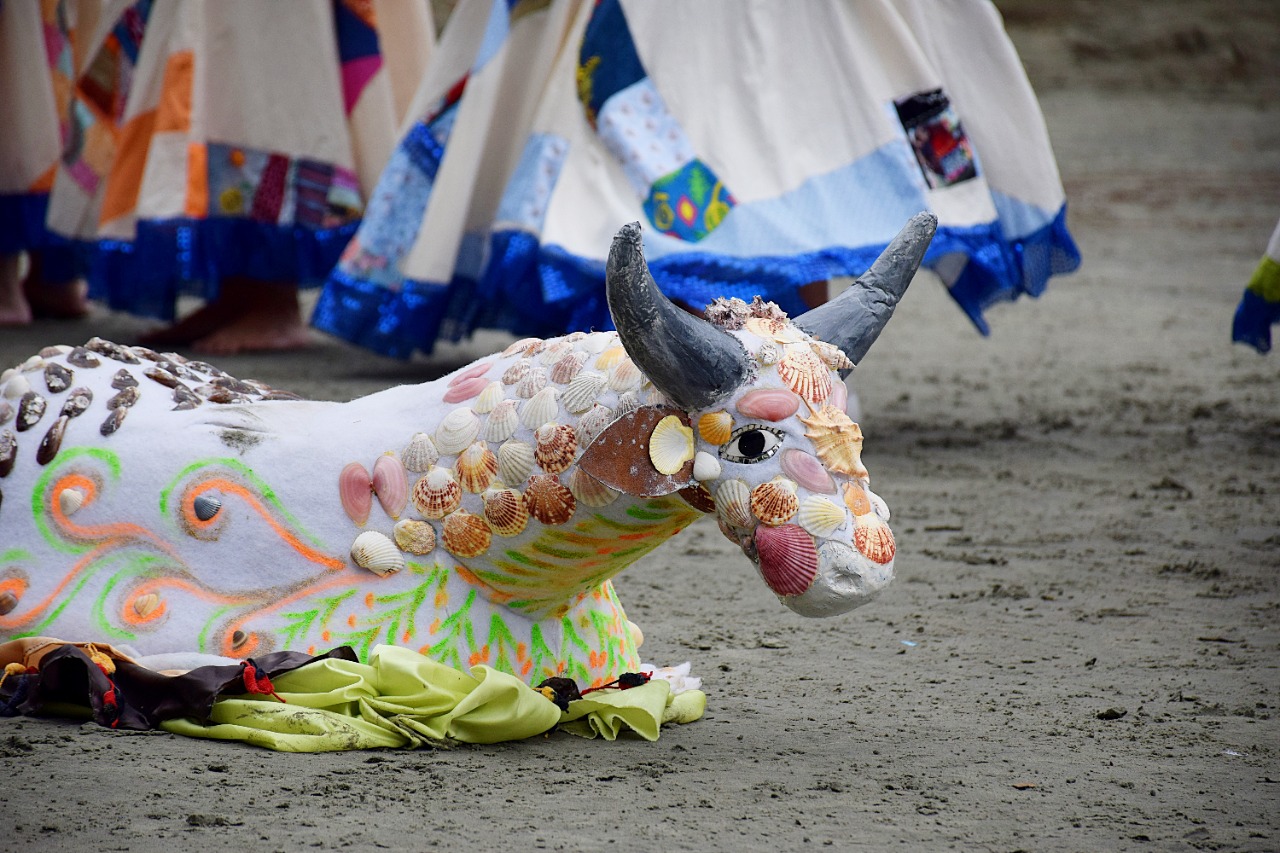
[865, 485, 890, 521]
[173, 387, 203, 409]
[2, 372, 31, 400]
[777, 350, 832, 405]
[608, 358, 642, 393]
[519, 387, 559, 429]
[0, 400, 11, 425]
[648, 415, 694, 476]
[736, 388, 801, 422]
[594, 346, 627, 371]
[350, 530, 405, 576]
[693, 451, 721, 483]
[614, 391, 641, 417]
[538, 340, 572, 366]
[502, 337, 543, 357]
[534, 423, 577, 474]
[697, 411, 733, 446]
[442, 510, 492, 558]
[193, 494, 222, 521]
[502, 358, 532, 385]
[744, 316, 790, 338]
[516, 365, 549, 398]
[455, 441, 499, 493]
[798, 405, 867, 479]
[829, 379, 848, 413]
[576, 403, 614, 447]
[583, 332, 617, 354]
[339, 461, 373, 525]
[628, 620, 645, 649]
[644, 386, 668, 407]
[108, 386, 139, 409]
[21, 355, 44, 372]
[798, 495, 847, 539]
[185, 360, 220, 377]
[231, 630, 248, 649]
[39, 345, 72, 358]
[36, 415, 68, 465]
[715, 479, 753, 529]
[435, 407, 481, 455]
[60, 387, 93, 419]
[65, 347, 99, 368]
[754, 523, 819, 596]
[0, 591, 17, 615]
[86, 337, 139, 363]
[202, 387, 241, 405]
[109, 368, 137, 390]
[474, 381, 504, 414]
[562, 371, 607, 414]
[443, 375, 491, 404]
[483, 398, 520, 443]
[524, 473, 576, 526]
[566, 331, 587, 343]
[133, 593, 161, 619]
[568, 468, 618, 508]
[756, 343, 780, 367]
[447, 360, 493, 388]
[810, 339, 854, 371]
[482, 486, 529, 536]
[16, 391, 46, 432]
[44, 362, 73, 394]
[854, 515, 896, 564]
[130, 346, 164, 363]
[412, 467, 462, 519]
[842, 482, 872, 517]
[58, 486, 86, 516]
[210, 374, 253, 393]
[780, 448, 836, 494]
[678, 482, 717, 514]
[550, 351, 587, 384]
[372, 454, 410, 518]
[401, 432, 439, 472]
[0, 430, 13, 477]
[497, 439, 536, 486]
[393, 519, 436, 555]
[99, 407, 127, 436]
[144, 367, 182, 389]
[750, 477, 799, 526]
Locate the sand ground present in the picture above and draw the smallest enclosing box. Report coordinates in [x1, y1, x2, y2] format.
[2, 2, 1277, 850]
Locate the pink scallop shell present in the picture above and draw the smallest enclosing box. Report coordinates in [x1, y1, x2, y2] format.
[372, 454, 409, 519]
[754, 523, 819, 596]
[339, 461, 372, 525]
[443, 375, 491, 404]
[780, 448, 835, 494]
[447, 360, 492, 388]
[736, 388, 801, 421]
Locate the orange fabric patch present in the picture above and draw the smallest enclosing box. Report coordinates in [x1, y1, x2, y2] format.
[184, 142, 208, 217]
[98, 109, 155, 225]
[155, 50, 193, 134]
[30, 165, 56, 194]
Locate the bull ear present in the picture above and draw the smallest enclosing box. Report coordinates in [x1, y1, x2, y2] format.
[607, 223, 750, 412]
[579, 406, 695, 497]
[793, 212, 937, 374]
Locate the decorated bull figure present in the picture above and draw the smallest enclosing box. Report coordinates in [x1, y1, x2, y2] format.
[0, 214, 935, 688]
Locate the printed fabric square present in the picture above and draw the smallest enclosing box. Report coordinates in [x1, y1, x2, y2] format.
[495, 133, 570, 231]
[642, 158, 735, 243]
[895, 88, 978, 190]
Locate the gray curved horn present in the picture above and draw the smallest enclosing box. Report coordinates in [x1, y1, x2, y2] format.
[606, 222, 750, 412]
[793, 212, 937, 372]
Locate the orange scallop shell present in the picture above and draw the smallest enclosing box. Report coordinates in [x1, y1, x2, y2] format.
[412, 467, 462, 519]
[777, 349, 832, 405]
[442, 510, 492, 558]
[697, 410, 733, 446]
[455, 442, 498, 493]
[750, 478, 799, 526]
[483, 487, 529, 536]
[854, 515, 895, 564]
[524, 473, 576, 526]
[534, 423, 577, 474]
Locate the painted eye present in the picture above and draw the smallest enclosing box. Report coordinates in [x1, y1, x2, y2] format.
[721, 425, 784, 464]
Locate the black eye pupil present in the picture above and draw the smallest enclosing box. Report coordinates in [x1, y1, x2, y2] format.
[738, 430, 766, 458]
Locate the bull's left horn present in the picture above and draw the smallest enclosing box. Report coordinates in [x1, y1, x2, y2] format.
[606, 222, 750, 411]
[793, 212, 937, 373]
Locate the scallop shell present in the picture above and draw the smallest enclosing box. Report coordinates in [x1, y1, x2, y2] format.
[59, 487, 86, 516]
[608, 358, 642, 393]
[754, 523, 819, 596]
[474, 381, 505, 414]
[568, 468, 618, 507]
[435, 407, 481, 455]
[393, 519, 437, 555]
[750, 478, 799, 526]
[401, 432, 439, 472]
[715, 479, 753, 529]
[372, 454, 410, 519]
[756, 343, 780, 367]
[483, 399, 520, 443]
[133, 593, 161, 619]
[777, 350, 832, 405]
[595, 346, 627, 371]
[339, 461, 373, 525]
[442, 510, 492, 558]
[842, 481, 872, 517]
[744, 316, 791, 339]
[483, 486, 529, 536]
[550, 351, 587, 384]
[580, 332, 615, 354]
[443, 375, 491, 404]
[455, 442, 499, 493]
[737, 388, 801, 422]
[44, 362, 73, 394]
[798, 405, 867, 478]
[524, 474, 576, 525]
[780, 448, 836, 494]
[502, 337, 541, 357]
[810, 340, 854, 371]
[516, 365, 549, 398]
[562, 371, 607, 414]
[614, 391, 641, 417]
[538, 340, 572, 366]
[519, 387, 559, 429]
[534, 423, 577, 474]
[798, 495, 847, 539]
[351, 530, 405, 576]
[576, 403, 614, 447]
[497, 439, 536, 486]
[502, 358, 532, 385]
[193, 494, 222, 521]
[648, 415, 695, 476]
[412, 467, 462, 519]
[643, 386, 668, 407]
[697, 411, 733, 446]
[854, 515, 896, 564]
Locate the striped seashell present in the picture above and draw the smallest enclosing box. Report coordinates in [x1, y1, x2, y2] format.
[442, 510, 492, 558]
[614, 391, 641, 417]
[36, 415, 67, 465]
[565, 331, 587, 343]
[538, 340, 573, 366]
[534, 423, 577, 474]
[443, 375, 491, 404]
[754, 523, 819, 596]
[193, 494, 222, 521]
[44, 362, 73, 394]
[524, 473, 576, 526]
[502, 337, 543, 357]
[339, 461, 373, 525]
[697, 411, 733, 446]
[562, 371, 607, 414]
[737, 388, 801, 421]
[519, 386, 559, 429]
[401, 432, 439, 472]
[595, 346, 627, 371]
[842, 481, 872, 517]
[483, 398, 520, 442]
[474, 380, 505, 414]
[497, 439, 536, 486]
[750, 477, 799, 526]
[372, 454, 410, 519]
[810, 340, 854, 371]
[520, 338, 546, 357]
[648, 415, 695, 476]
[16, 391, 46, 432]
[550, 351, 587, 384]
[777, 350, 832, 405]
[482, 486, 529, 536]
[516, 365, 549, 398]
[715, 479, 753, 529]
[412, 467, 462, 519]
[575, 403, 614, 447]
[569, 467, 618, 507]
[133, 592, 161, 619]
[60, 386, 93, 418]
[351, 530, 405, 576]
[744, 316, 790, 339]
[393, 519, 436, 555]
[502, 358, 532, 385]
[756, 343, 780, 367]
[854, 514, 896, 564]
[99, 407, 127, 436]
[780, 448, 836, 494]
[798, 495, 847, 539]
[643, 386, 668, 407]
[455, 441, 499, 493]
[435, 407, 481, 455]
[58, 487, 86, 516]
[108, 386, 139, 409]
[608, 358, 643, 392]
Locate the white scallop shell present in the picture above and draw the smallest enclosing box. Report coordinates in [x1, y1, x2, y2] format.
[608, 358, 643, 393]
[550, 351, 587, 384]
[516, 365, 549, 398]
[614, 391, 641, 417]
[519, 387, 560, 429]
[715, 479, 753, 529]
[648, 415, 695, 476]
[483, 398, 519, 443]
[644, 387, 668, 407]
[401, 432, 439, 473]
[798, 495, 848, 539]
[498, 439, 536, 486]
[435, 407, 481, 455]
[575, 403, 614, 447]
[538, 340, 572, 366]
[580, 332, 615, 354]
[350, 530, 405, 576]
[568, 467, 619, 507]
[473, 380, 505, 414]
[502, 357, 532, 385]
[562, 371, 607, 414]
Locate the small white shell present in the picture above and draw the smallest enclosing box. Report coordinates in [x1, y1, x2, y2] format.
[516, 365, 549, 398]
[580, 332, 615, 355]
[575, 403, 614, 447]
[538, 340, 572, 366]
[3, 373, 32, 400]
[483, 398, 520, 443]
[498, 439, 536, 486]
[502, 357, 532, 385]
[608, 358, 643, 392]
[756, 343, 780, 366]
[473, 381, 504, 414]
[351, 530, 405, 576]
[715, 479, 753, 529]
[58, 487, 86, 516]
[798, 495, 847, 539]
[693, 451, 721, 483]
[519, 387, 560, 429]
[401, 432, 439, 472]
[435, 408, 481, 456]
[562, 371, 607, 414]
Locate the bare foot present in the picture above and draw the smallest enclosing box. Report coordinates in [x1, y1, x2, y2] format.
[0, 253, 32, 326]
[191, 282, 310, 355]
[138, 298, 245, 347]
[22, 252, 90, 319]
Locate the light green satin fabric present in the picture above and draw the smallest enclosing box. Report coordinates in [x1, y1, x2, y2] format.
[160, 645, 705, 751]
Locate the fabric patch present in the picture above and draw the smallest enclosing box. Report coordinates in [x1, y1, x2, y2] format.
[596, 78, 695, 197]
[576, 0, 645, 128]
[206, 143, 361, 227]
[333, 0, 383, 114]
[643, 159, 736, 243]
[495, 133, 569, 231]
[895, 88, 978, 189]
